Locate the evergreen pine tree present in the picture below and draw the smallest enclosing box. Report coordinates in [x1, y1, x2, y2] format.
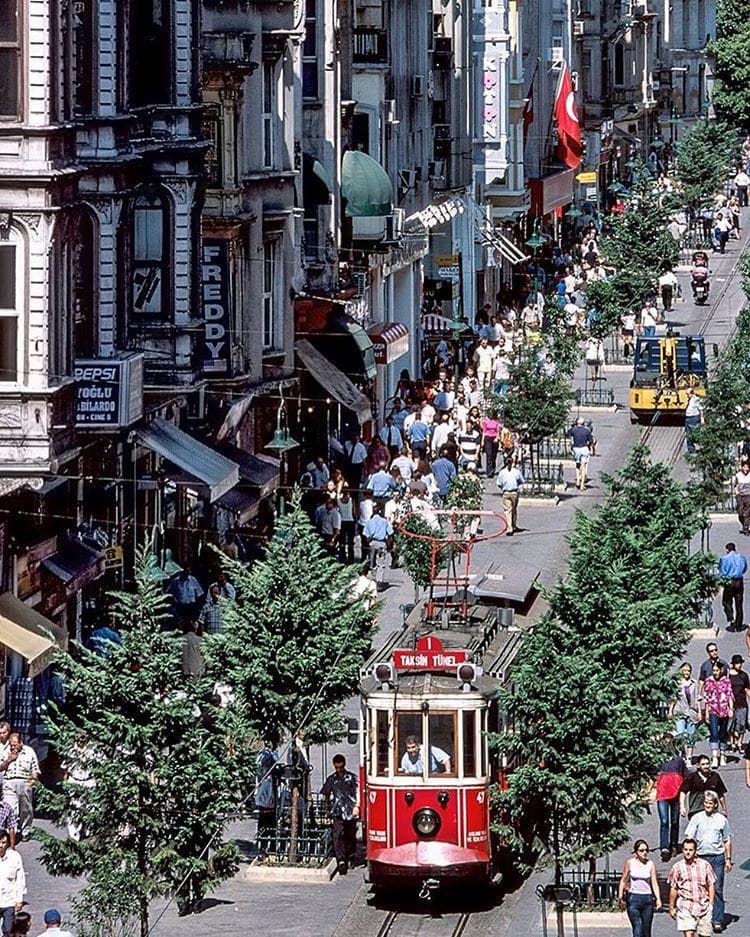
[37, 547, 239, 937]
[675, 118, 740, 211]
[711, 0, 750, 129]
[205, 491, 375, 745]
[493, 448, 715, 877]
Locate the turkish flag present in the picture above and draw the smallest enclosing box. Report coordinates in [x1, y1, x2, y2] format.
[554, 64, 582, 169]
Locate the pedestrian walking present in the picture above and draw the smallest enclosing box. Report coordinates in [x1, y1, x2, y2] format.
[480, 410, 500, 478]
[617, 839, 661, 937]
[36, 909, 75, 936]
[684, 389, 704, 455]
[667, 838, 716, 937]
[566, 417, 594, 490]
[728, 655, 749, 752]
[198, 585, 225, 635]
[8, 910, 30, 936]
[702, 663, 733, 768]
[337, 488, 356, 564]
[680, 755, 728, 819]
[655, 750, 688, 862]
[0, 830, 24, 936]
[669, 662, 701, 760]
[715, 213, 731, 254]
[320, 754, 359, 876]
[343, 433, 368, 489]
[363, 505, 393, 587]
[659, 269, 679, 313]
[684, 792, 732, 933]
[734, 166, 749, 206]
[0, 734, 39, 841]
[431, 448, 457, 499]
[733, 461, 750, 534]
[496, 457, 525, 536]
[717, 542, 747, 631]
[255, 736, 279, 857]
[168, 566, 205, 622]
[698, 643, 728, 693]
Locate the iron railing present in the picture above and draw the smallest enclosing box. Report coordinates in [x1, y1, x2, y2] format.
[574, 386, 616, 407]
[536, 421, 594, 462]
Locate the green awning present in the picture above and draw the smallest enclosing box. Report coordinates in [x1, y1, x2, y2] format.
[303, 152, 332, 207]
[341, 150, 394, 217]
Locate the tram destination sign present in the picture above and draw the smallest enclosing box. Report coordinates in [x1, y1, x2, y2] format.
[392, 635, 468, 672]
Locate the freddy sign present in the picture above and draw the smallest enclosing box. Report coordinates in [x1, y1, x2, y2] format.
[393, 635, 468, 672]
[201, 241, 231, 375]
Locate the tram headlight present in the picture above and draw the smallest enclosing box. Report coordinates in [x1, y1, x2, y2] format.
[375, 663, 395, 688]
[413, 808, 441, 838]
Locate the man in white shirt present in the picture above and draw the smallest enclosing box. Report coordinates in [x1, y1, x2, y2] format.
[658, 269, 678, 313]
[640, 301, 658, 336]
[390, 448, 414, 483]
[1, 733, 40, 841]
[472, 338, 496, 391]
[344, 433, 368, 486]
[0, 830, 25, 933]
[430, 413, 454, 455]
[734, 168, 749, 206]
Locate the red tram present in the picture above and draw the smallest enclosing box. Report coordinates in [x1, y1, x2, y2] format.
[359, 617, 520, 896]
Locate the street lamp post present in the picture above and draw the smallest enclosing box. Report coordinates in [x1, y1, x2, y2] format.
[265, 392, 300, 517]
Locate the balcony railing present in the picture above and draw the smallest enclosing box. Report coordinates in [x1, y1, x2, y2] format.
[353, 27, 388, 64]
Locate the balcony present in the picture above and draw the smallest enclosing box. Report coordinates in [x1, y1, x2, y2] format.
[353, 27, 388, 65]
[0, 382, 76, 474]
[202, 31, 256, 69]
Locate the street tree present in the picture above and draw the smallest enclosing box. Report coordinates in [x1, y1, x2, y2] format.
[583, 271, 653, 339]
[493, 447, 716, 881]
[689, 306, 750, 505]
[675, 118, 740, 211]
[37, 547, 239, 937]
[205, 490, 375, 745]
[602, 173, 679, 278]
[711, 1, 750, 130]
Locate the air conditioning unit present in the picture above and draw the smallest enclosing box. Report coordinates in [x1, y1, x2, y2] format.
[548, 46, 565, 63]
[412, 74, 425, 96]
[385, 99, 398, 124]
[429, 159, 445, 179]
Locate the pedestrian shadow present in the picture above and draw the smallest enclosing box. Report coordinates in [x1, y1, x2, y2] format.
[194, 897, 235, 914]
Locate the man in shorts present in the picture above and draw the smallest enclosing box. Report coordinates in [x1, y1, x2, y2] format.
[566, 417, 594, 491]
[667, 838, 716, 937]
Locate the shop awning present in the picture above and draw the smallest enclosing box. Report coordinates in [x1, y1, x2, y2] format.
[136, 418, 239, 502]
[42, 540, 102, 593]
[484, 230, 528, 266]
[295, 339, 373, 423]
[367, 322, 410, 365]
[0, 592, 68, 677]
[219, 444, 280, 498]
[528, 168, 575, 217]
[421, 314, 454, 333]
[0, 477, 43, 499]
[341, 150, 394, 217]
[216, 488, 260, 524]
[303, 152, 332, 206]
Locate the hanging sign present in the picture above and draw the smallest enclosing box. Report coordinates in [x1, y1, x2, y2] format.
[201, 241, 231, 375]
[393, 635, 468, 672]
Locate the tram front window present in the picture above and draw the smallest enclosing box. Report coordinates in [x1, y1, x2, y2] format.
[395, 711, 455, 776]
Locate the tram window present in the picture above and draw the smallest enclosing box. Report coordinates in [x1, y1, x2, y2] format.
[376, 710, 389, 777]
[396, 712, 424, 776]
[462, 710, 476, 777]
[427, 713, 455, 776]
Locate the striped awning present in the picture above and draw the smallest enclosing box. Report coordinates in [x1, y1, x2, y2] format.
[421, 314, 454, 334]
[483, 230, 528, 266]
[367, 322, 410, 365]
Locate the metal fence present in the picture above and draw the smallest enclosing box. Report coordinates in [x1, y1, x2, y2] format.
[604, 333, 631, 366]
[574, 386, 616, 407]
[518, 455, 565, 497]
[254, 794, 334, 866]
[537, 421, 594, 461]
[558, 868, 621, 907]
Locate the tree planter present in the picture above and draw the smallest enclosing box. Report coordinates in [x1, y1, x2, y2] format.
[545, 909, 630, 930]
[244, 857, 338, 884]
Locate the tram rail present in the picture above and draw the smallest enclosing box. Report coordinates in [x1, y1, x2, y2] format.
[376, 909, 473, 937]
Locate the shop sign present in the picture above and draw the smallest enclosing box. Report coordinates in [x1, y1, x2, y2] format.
[101, 545, 124, 570]
[393, 635, 468, 672]
[575, 170, 598, 184]
[74, 355, 144, 428]
[201, 241, 231, 375]
[436, 254, 460, 279]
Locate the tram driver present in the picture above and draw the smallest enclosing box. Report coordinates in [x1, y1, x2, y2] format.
[399, 735, 452, 775]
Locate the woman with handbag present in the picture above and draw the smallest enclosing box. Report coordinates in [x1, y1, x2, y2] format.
[669, 662, 701, 760]
[617, 839, 661, 937]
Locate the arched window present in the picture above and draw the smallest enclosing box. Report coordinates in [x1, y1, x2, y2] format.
[132, 191, 168, 318]
[0, 226, 24, 384]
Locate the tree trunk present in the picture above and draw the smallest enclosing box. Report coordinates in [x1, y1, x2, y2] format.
[586, 855, 596, 908]
[290, 786, 300, 864]
[552, 811, 565, 937]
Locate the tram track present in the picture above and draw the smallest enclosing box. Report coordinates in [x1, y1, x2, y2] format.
[376, 909, 473, 937]
[639, 249, 746, 466]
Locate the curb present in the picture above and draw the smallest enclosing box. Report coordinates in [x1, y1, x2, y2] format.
[573, 404, 619, 413]
[244, 858, 338, 884]
[545, 910, 630, 930]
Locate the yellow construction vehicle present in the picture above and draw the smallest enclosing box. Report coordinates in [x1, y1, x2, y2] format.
[629, 333, 708, 424]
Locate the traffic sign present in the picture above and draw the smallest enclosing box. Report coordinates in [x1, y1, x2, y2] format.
[576, 170, 598, 184]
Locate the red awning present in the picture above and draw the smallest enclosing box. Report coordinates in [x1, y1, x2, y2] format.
[367, 322, 410, 365]
[528, 168, 575, 217]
